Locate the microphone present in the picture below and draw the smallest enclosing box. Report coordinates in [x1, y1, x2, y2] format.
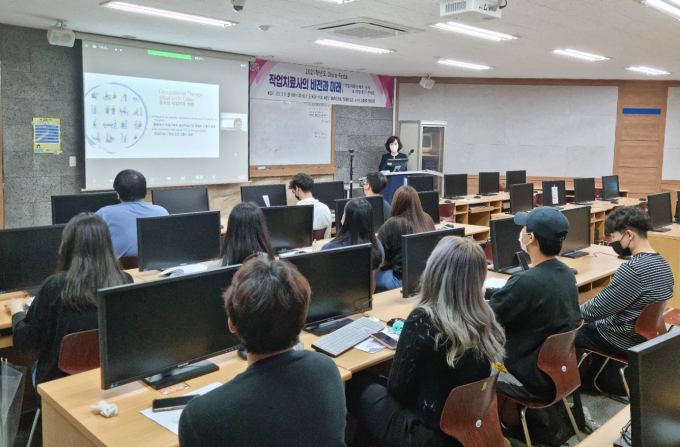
[408, 149, 415, 156]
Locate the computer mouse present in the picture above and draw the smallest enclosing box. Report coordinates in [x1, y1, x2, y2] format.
[571, 268, 578, 275]
[611, 200, 619, 204]
[387, 318, 405, 327]
[474, 195, 481, 199]
[237, 346, 247, 360]
[639, 198, 647, 202]
[445, 200, 452, 203]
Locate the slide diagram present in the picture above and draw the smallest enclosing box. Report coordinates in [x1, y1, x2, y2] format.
[84, 73, 219, 159]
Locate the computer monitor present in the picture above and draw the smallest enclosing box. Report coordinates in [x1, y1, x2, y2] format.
[479, 172, 500, 196]
[406, 175, 435, 192]
[490, 217, 530, 274]
[542, 180, 567, 207]
[137, 211, 221, 271]
[384, 158, 409, 172]
[626, 330, 680, 447]
[335, 197, 384, 231]
[443, 174, 467, 199]
[0, 224, 66, 293]
[286, 244, 373, 333]
[240, 184, 287, 207]
[676, 191, 680, 222]
[647, 192, 673, 232]
[51, 192, 119, 224]
[312, 181, 344, 210]
[402, 227, 466, 297]
[99, 266, 242, 390]
[505, 170, 526, 188]
[574, 178, 596, 204]
[151, 187, 210, 215]
[602, 175, 620, 200]
[418, 191, 441, 224]
[509, 183, 534, 214]
[560, 206, 591, 258]
[261, 205, 313, 252]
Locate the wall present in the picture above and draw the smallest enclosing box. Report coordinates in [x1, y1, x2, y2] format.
[662, 87, 680, 181]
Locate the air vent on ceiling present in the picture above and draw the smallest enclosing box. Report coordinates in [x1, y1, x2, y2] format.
[307, 18, 419, 39]
[443, 0, 468, 14]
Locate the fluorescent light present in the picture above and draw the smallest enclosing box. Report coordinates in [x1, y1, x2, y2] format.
[551, 49, 609, 62]
[322, 0, 358, 3]
[101, 2, 235, 27]
[313, 39, 392, 54]
[430, 22, 516, 41]
[642, 0, 680, 20]
[437, 59, 492, 70]
[626, 66, 671, 75]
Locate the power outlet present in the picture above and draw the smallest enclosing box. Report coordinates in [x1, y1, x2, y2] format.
[69, 156, 77, 167]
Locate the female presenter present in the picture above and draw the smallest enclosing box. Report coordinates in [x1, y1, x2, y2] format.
[378, 136, 408, 171]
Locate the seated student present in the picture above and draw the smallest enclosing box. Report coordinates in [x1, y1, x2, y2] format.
[5, 213, 132, 387]
[376, 185, 435, 292]
[346, 236, 505, 447]
[363, 171, 391, 222]
[485, 207, 581, 401]
[179, 257, 347, 447]
[577, 207, 673, 359]
[208, 202, 275, 270]
[289, 173, 333, 239]
[96, 169, 168, 258]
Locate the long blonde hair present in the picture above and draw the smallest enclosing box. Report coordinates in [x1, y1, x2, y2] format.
[416, 236, 505, 367]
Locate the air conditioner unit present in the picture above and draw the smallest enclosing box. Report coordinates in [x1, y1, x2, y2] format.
[440, 0, 502, 21]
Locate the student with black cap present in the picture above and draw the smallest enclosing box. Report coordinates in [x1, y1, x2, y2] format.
[485, 207, 582, 401]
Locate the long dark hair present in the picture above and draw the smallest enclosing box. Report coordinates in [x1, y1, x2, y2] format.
[57, 212, 128, 311]
[331, 198, 383, 269]
[379, 186, 435, 250]
[220, 202, 275, 266]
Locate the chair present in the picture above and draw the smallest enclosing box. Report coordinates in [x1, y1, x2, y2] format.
[663, 307, 680, 329]
[497, 325, 584, 447]
[499, 183, 507, 193]
[119, 255, 139, 270]
[533, 193, 543, 208]
[441, 370, 509, 447]
[312, 229, 327, 241]
[440, 202, 456, 222]
[595, 188, 603, 199]
[578, 301, 668, 401]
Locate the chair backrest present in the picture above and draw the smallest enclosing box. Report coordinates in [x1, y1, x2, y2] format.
[439, 202, 455, 222]
[635, 300, 668, 341]
[595, 188, 603, 199]
[533, 193, 544, 207]
[58, 329, 100, 376]
[440, 370, 505, 447]
[119, 255, 139, 270]
[536, 323, 583, 405]
[312, 229, 327, 241]
[499, 183, 507, 192]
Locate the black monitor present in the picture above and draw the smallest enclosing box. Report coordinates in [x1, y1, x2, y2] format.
[99, 266, 242, 390]
[505, 170, 526, 188]
[384, 158, 409, 172]
[560, 206, 591, 258]
[418, 191, 441, 224]
[676, 191, 680, 222]
[479, 172, 500, 196]
[509, 183, 534, 214]
[151, 187, 209, 215]
[647, 192, 673, 232]
[312, 181, 344, 210]
[490, 217, 530, 274]
[402, 227, 466, 297]
[240, 184, 287, 207]
[51, 192, 119, 224]
[602, 175, 620, 200]
[574, 178, 596, 204]
[0, 224, 66, 293]
[444, 174, 467, 199]
[261, 205, 313, 252]
[286, 244, 372, 334]
[626, 330, 680, 447]
[542, 180, 567, 207]
[137, 211, 221, 271]
[335, 196, 384, 231]
[406, 175, 435, 192]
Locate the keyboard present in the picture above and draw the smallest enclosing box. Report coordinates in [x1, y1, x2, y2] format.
[312, 317, 385, 357]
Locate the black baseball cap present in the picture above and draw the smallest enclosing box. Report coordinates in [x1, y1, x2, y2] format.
[514, 207, 569, 241]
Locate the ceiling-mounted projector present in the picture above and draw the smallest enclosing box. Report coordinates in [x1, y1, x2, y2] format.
[47, 20, 76, 47]
[440, 0, 503, 21]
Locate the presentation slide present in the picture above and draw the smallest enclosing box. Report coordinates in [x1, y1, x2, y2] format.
[82, 40, 249, 189]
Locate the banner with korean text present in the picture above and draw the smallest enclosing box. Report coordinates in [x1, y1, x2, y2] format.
[249, 60, 394, 108]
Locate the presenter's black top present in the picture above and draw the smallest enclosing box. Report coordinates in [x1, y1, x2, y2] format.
[12, 271, 134, 386]
[485, 258, 581, 399]
[178, 349, 347, 447]
[379, 152, 408, 171]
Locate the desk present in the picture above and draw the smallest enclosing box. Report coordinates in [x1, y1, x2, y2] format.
[577, 406, 629, 446]
[440, 194, 510, 228]
[647, 224, 680, 309]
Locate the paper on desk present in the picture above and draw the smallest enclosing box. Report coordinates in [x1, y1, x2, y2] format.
[484, 278, 508, 289]
[354, 328, 400, 354]
[158, 264, 208, 277]
[140, 382, 222, 435]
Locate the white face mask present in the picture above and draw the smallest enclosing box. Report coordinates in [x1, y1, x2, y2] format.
[389, 144, 399, 153]
[518, 231, 530, 253]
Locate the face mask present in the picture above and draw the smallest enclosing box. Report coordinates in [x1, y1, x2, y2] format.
[518, 231, 529, 253]
[611, 234, 632, 257]
[390, 144, 399, 153]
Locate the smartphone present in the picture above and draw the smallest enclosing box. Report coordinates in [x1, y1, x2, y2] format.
[371, 332, 398, 350]
[152, 395, 197, 412]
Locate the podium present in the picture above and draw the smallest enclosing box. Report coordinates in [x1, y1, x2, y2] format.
[383, 171, 434, 204]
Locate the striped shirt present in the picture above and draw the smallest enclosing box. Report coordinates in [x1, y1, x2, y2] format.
[580, 252, 674, 351]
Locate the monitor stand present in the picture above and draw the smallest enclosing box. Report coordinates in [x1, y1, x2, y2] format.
[305, 318, 352, 336]
[478, 192, 497, 196]
[651, 227, 671, 232]
[561, 250, 589, 259]
[613, 433, 632, 447]
[143, 360, 218, 390]
[444, 196, 463, 200]
[497, 266, 523, 275]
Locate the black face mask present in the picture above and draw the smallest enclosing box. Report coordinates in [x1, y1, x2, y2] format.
[611, 234, 632, 257]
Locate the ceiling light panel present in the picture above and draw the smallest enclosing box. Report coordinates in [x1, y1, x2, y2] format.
[437, 59, 492, 70]
[551, 49, 609, 61]
[101, 2, 235, 27]
[626, 66, 671, 75]
[313, 39, 392, 53]
[430, 22, 516, 41]
[642, 0, 680, 20]
[321, 0, 358, 3]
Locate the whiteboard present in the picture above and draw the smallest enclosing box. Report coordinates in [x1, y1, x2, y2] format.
[250, 99, 332, 166]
